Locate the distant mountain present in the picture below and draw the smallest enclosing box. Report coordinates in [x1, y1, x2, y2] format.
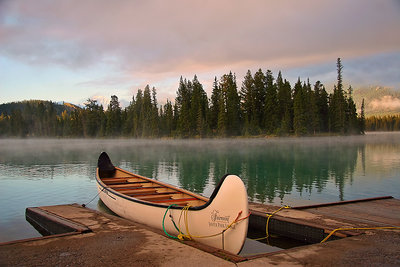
[0, 100, 81, 116]
[352, 86, 400, 116]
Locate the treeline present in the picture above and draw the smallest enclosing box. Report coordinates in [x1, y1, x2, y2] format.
[0, 58, 366, 138]
[365, 115, 400, 131]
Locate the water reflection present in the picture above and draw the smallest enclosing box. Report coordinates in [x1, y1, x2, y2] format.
[1, 135, 400, 242]
[1, 136, 399, 206]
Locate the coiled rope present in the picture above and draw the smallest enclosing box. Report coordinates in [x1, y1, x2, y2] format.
[162, 204, 251, 242]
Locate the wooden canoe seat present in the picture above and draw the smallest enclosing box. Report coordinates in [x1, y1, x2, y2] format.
[117, 187, 164, 194]
[109, 182, 153, 189]
[101, 177, 133, 182]
[152, 198, 198, 204]
[136, 194, 176, 201]
[129, 191, 179, 197]
[103, 180, 150, 185]
[102, 176, 148, 183]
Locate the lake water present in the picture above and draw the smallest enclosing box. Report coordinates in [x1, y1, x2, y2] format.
[1, 133, 399, 243]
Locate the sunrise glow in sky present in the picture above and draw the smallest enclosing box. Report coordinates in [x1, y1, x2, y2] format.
[1, 0, 400, 107]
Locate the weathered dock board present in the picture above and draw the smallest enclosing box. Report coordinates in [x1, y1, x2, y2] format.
[294, 197, 400, 227]
[0, 204, 234, 266]
[1, 199, 399, 266]
[249, 196, 400, 231]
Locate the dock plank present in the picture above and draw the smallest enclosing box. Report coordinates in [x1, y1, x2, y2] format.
[303, 198, 400, 227]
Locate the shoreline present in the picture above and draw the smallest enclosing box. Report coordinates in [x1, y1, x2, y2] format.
[0, 131, 399, 140]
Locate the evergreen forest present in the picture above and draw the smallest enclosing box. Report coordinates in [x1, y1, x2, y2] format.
[0, 59, 372, 138]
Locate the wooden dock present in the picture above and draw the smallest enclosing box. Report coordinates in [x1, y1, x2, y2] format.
[1, 197, 399, 266]
[248, 196, 400, 243]
[294, 196, 400, 227]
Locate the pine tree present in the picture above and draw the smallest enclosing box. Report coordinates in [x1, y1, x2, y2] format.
[304, 80, 318, 134]
[176, 77, 192, 137]
[264, 70, 279, 134]
[217, 91, 227, 137]
[163, 100, 174, 136]
[190, 75, 208, 136]
[209, 77, 220, 133]
[314, 81, 329, 133]
[69, 109, 83, 137]
[141, 85, 153, 137]
[105, 95, 122, 136]
[279, 79, 293, 135]
[83, 99, 104, 137]
[150, 86, 159, 137]
[345, 86, 359, 134]
[240, 70, 256, 135]
[220, 72, 241, 136]
[10, 109, 26, 137]
[359, 98, 366, 134]
[0, 113, 10, 136]
[253, 69, 266, 130]
[46, 103, 57, 136]
[329, 58, 347, 133]
[123, 95, 135, 136]
[293, 79, 307, 136]
[133, 90, 143, 137]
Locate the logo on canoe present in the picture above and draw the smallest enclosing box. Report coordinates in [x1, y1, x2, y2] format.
[209, 210, 231, 228]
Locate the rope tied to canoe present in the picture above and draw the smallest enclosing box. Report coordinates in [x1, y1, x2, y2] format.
[253, 205, 291, 241]
[82, 187, 106, 207]
[321, 226, 400, 243]
[162, 204, 180, 239]
[162, 204, 251, 242]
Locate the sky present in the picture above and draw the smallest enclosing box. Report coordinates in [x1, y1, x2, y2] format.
[1, 0, 400, 108]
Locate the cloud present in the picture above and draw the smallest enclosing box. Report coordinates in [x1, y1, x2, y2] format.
[1, 0, 400, 105]
[1, 0, 400, 74]
[369, 96, 400, 111]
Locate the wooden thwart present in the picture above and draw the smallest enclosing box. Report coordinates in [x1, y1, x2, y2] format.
[108, 181, 152, 188]
[113, 184, 159, 191]
[117, 187, 164, 194]
[100, 168, 207, 207]
[130, 191, 180, 197]
[152, 197, 198, 203]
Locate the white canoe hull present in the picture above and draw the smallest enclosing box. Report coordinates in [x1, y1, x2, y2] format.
[96, 169, 249, 254]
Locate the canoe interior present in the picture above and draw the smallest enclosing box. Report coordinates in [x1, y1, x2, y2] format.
[99, 168, 208, 207]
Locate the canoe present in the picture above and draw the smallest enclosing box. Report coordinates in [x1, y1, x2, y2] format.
[96, 152, 249, 255]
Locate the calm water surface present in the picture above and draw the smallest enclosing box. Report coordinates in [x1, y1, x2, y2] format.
[1, 133, 399, 242]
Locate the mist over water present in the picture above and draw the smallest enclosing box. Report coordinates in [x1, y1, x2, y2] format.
[0, 132, 399, 242]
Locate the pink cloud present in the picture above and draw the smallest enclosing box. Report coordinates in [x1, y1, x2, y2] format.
[2, 0, 399, 74]
[369, 96, 400, 111]
[1, 0, 400, 105]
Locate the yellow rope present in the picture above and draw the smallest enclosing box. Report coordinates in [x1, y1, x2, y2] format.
[253, 205, 291, 241]
[321, 226, 400, 243]
[177, 205, 192, 240]
[176, 205, 250, 240]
